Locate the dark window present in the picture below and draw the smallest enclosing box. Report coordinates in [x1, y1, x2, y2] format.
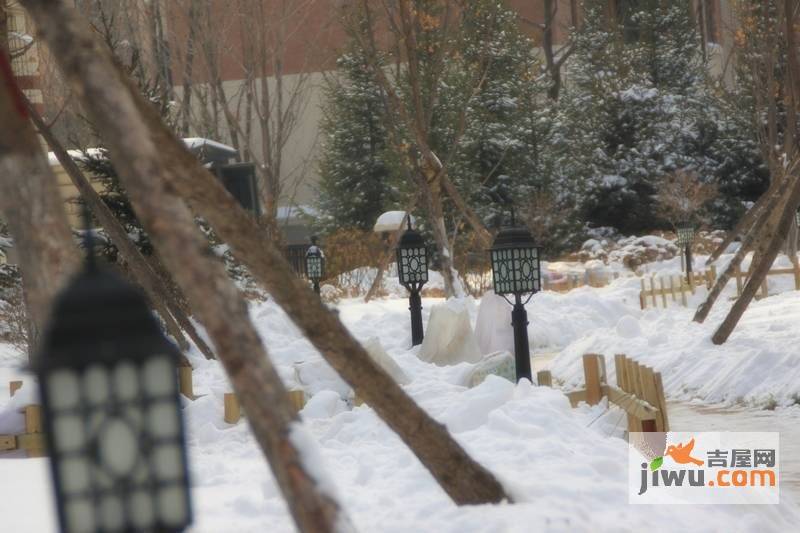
[215, 163, 261, 216]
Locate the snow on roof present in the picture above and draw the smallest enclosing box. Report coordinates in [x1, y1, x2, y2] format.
[47, 138, 237, 167]
[46, 148, 105, 167]
[373, 211, 415, 233]
[182, 137, 238, 156]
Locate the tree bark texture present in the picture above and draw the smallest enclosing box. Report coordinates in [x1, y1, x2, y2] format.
[21, 2, 347, 531]
[0, 51, 79, 355]
[695, 175, 794, 322]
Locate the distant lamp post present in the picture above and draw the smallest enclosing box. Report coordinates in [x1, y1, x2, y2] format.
[490, 226, 541, 382]
[35, 240, 191, 532]
[305, 236, 325, 295]
[676, 225, 695, 284]
[396, 218, 428, 346]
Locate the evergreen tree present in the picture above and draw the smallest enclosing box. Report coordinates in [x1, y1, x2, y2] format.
[553, 0, 766, 235]
[441, 0, 550, 231]
[315, 44, 399, 232]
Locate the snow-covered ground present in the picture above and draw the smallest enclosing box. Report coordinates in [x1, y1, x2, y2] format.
[2, 247, 800, 531]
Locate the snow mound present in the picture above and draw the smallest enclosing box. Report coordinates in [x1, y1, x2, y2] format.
[418, 300, 482, 365]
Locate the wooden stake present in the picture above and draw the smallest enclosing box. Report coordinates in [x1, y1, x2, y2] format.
[178, 365, 194, 400]
[287, 390, 306, 414]
[583, 354, 603, 406]
[679, 276, 688, 307]
[9, 381, 22, 397]
[536, 370, 552, 387]
[23, 405, 45, 457]
[659, 277, 667, 308]
[614, 354, 627, 392]
[653, 372, 670, 432]
[224, 393, 241, 424]
[640, 278, 647, 309]
[650, 275, 657, 307]
[639, 366, 660, 432]
[669, 276, 677, 302]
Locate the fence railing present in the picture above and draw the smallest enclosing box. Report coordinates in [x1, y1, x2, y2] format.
[639, 267, 716, 309]
[537, 353, 669, 433]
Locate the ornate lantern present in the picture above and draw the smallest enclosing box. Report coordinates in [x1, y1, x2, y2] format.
[396, 218, 428, 346]
[34, 264, 192, 533]
[676, 226, 695, 248]
[676, 225, 695, 283]
[489, 226, 541, 382]
[305, 236, 325, 295]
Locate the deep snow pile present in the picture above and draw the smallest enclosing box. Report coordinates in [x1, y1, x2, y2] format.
[549, 250, 800, 407]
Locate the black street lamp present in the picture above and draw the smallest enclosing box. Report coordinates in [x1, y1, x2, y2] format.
[34, 247, 191, 532]
[676, 226, 695, 284]
[396, 218, 428, 346]
[305, 236, 325, 295]
[489, 226, 541, 382]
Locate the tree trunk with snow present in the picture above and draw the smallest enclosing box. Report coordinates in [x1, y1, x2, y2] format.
[695, 175, 793, 322]
[712, 172, 800, 344]
[0, 52, 79, 355]
[21, 2, 347, 530]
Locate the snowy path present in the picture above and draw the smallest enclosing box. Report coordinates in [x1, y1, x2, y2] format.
[668, 401, 800, 504]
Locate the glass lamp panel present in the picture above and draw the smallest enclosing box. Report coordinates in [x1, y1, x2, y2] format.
[64, 498, 95, 533]
[47, 369, 81, 411]
[113, 362, 139, 401]
[98, 418, 140, 477]
[143, 356, 175, 397]
[153, 444, 184, 481]
[83, 365, 110, 405]
[53, 414, 85, 453]
[130, 490, 155, 530]
[158, 485, 189, 526]
[60, 457, 91, 495]
[148, 400, 180, 439]
[100, 495, 124, 531]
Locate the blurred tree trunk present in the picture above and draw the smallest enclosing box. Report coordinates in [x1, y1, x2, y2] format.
[0, 52, 79, 355]
[21, 2, 348, 530]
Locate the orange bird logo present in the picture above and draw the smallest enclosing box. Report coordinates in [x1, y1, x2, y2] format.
[666, 438, 704, 466]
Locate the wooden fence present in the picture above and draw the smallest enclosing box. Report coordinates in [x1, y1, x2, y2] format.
[732, 264, 800, 298]
[0, 381, 46, 457]
[537, 353, 669, 433]
[639, 267, 716, 309]
[223, 390, 306, 424]
[640, 262, 800, 309]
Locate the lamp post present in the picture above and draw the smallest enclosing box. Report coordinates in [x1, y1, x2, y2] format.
[396, 219, 428, 346]
[676, 225, 695, 285]
[305, 236, 325, 295]
[34, 240, 191, 532]
[489, 226, 541, 383]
